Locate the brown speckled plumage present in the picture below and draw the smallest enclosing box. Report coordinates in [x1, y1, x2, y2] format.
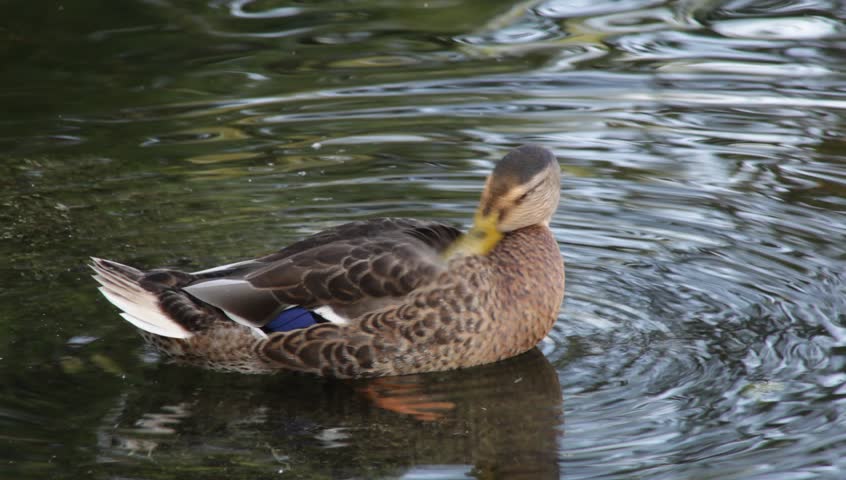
[91, 145, 566, 378]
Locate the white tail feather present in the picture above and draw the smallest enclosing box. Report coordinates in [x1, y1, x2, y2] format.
[91, 258, 193, 339]
[120, 312, 191, 339]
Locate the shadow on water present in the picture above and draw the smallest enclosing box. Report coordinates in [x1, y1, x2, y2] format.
[87, 349, 562, 479]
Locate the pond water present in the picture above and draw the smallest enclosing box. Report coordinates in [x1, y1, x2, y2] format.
[3, 0, 846, 478]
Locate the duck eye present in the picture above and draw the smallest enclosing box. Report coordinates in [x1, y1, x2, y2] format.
[516, 184, 539, 204]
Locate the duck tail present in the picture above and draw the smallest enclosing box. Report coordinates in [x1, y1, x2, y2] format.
[90, 257, 197, 338]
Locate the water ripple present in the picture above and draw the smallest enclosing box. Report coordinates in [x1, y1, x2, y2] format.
[712, 16, 844, 40]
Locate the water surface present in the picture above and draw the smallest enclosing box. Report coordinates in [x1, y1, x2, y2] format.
[3, 1, 846, 479]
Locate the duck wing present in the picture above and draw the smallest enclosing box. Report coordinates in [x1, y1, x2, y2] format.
[182, 218, 461, 328]
[261, 218, 459, 259]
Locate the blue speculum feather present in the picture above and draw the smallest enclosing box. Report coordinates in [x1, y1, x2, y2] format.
[262, 307, 323, 333]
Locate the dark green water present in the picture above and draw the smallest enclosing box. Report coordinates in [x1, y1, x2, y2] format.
[3, 1, 846, 478]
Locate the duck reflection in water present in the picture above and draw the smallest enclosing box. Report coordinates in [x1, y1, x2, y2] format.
[98, 348, 563, 479]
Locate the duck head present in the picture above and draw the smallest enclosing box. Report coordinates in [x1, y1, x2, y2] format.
[448, 144, 561, 257]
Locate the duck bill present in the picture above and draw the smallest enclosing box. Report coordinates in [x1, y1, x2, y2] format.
[444, 211, 503, 259]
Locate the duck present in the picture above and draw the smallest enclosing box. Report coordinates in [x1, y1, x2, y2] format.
[91, 144, 565, 378]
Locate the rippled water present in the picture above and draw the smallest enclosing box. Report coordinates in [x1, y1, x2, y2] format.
[3, 1, 846, 478]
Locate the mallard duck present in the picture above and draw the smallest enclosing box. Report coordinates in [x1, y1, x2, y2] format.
[91, 144, 565, 378]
